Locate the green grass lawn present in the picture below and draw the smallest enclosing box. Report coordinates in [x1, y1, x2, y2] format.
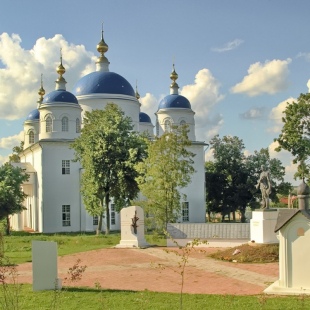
[1, 231, 166, 264]
[3, 284, 310, 310]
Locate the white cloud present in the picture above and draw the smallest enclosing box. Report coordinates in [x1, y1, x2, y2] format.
[180, 69, 225, 141]
[139, 92, 158, 124]
[297, 52, 310, 62]
[0, 33, 95, 120]
[240, 107, 265, 119]
[231, 59, 291, 96]
[0, 131, 24, 149]
[211, 39, 244, 52]
[268, 97, 295, 133]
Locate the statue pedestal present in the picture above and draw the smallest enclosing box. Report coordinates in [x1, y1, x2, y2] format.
[116, 206, 150, 248]
[250, 210, 279, 244]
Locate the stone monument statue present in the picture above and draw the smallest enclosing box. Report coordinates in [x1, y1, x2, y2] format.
[256, 165, 272, 209]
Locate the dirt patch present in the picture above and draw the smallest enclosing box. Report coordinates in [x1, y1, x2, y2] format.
[16, 247, 278, 295]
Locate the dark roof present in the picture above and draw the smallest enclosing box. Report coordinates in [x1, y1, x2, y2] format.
[275, 209, 310, 232]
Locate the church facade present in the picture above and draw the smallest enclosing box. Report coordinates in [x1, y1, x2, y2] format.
[11, 29, 206, 233]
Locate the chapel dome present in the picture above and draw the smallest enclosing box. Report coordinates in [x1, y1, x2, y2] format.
[139, 112, 152, 123]
[26, 108, 40, 121]
[72, 71, 135, 97]
[158, 94, 191, 110]
[42, 90, 78, 104]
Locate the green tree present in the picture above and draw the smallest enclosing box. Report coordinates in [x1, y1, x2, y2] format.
[207, 135, 251, 222]
[206, 138, 288, 222]
[245, 148, 287, 206]
[0, 163, 29, 235]
[275, 93, 310, 180]
[136, 125, 195, 230]
[71, 104, 147, 235]
[8, 141, 24, 163]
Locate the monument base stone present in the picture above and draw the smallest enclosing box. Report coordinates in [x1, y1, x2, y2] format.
[250, 209, 279, 244]
[116, 206, 150, 248]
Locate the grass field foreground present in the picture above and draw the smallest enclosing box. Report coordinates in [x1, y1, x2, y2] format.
[4, 284, 310, 310]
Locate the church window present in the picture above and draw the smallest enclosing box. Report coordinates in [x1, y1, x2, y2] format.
[93, 215, 98, 225]
[180, 120, 186, 126]
[46, 116, 52, 133]
[62, 160, 70, 174]
[62, 205, 71, 226]
[76, 118, 81, 133]
[182, 202, 189, 222]
[29, 131, 34, 144]
[164, 119, 171, 132]
[62, 117, 69, 132]
[111, 204, 116, 225]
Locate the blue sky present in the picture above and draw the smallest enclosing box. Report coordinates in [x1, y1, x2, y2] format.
[1, 0, 310, 185]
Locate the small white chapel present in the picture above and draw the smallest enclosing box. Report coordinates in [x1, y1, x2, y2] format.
[11, 28, 206, 233]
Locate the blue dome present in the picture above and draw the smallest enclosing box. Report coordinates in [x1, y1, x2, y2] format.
[26, 109, 40, 121]
[158, 94, 191, 110]
[43, 90, 78, 104]
[139, 112, 152, 123]
[72, 71, 135, 97]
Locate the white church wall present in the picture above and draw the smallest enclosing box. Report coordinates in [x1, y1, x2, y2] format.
[181, 143, 206, 223]
[78, 94, 140, 131]
[40, 142, 81, 233]
[156, 109, 195, 140]
[39, 104, 81, 140]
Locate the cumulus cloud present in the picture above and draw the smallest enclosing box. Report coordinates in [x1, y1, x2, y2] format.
[240, 107, 265, 119]
[211, 39, 244, 52]
[0, 131, 24, 149]
[0, 33, 95, 120]
[231, 59, 291, 96]
[268, 97, 295, 133]
[180, 69, 225, 141]
[139, 92, 158, 124]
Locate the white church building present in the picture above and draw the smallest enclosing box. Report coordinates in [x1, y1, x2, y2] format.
[11, 29, 206, 233]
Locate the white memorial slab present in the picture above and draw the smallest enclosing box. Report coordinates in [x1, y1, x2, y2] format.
[116, 206, 150, 248]
[250, 210, 279, 244]
[32, 241, 61, 291]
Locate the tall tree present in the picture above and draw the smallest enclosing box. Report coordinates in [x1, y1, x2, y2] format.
[0, 163, 29, 235]
[207, 135, 250, 222]
[275, 93, 310, 180]
[71, 104, 147, 235]
[136, 125, 195, 230]
[9, 141, 24, 163]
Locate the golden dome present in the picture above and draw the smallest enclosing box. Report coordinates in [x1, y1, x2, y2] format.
[170, 64, 178, 82]
[57, 58, 65, 77]
[38, 74, 45, 102]
[97, 26, 109, 55]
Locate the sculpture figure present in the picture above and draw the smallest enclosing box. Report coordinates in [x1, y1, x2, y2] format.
[256, 165, 272, 209]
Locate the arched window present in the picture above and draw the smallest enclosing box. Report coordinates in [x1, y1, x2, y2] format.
[180, 120, 186, 126]
[29, 131, 34, 144]
[46, 116, 52, 133]
[76, 118, 81, 133]
[62, 116, 69, 132]
[164, 119, 171, 132]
